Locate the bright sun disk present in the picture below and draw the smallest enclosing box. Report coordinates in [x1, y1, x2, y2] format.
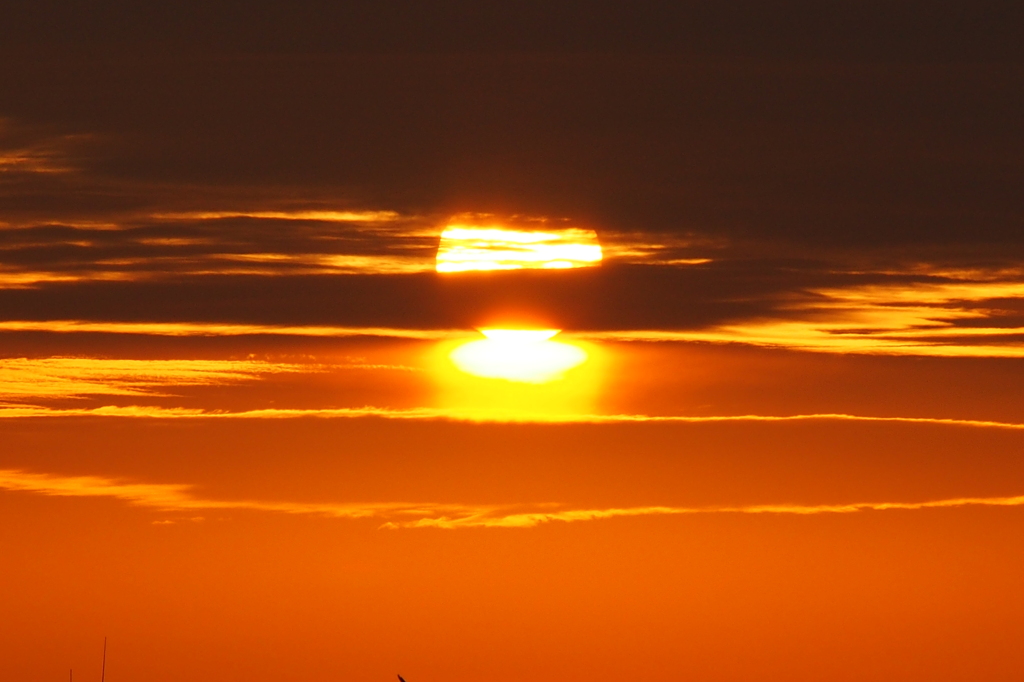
[449, 329, 588, 383]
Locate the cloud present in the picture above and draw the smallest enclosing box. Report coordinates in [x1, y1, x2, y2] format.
[0, 357, 425, 403]
[385, 494, 1024, 529]
[1, 468, 1022, 530]
[0, 120, 84, 175]
[0, 211, 439, 285]
[0, 468, 484, 520]
[2, 403, 1024, 433]
[436, 220, 602, 273]
[0, 357, 308, 401]
[0, 320, 462, 338]
[152, 210, 401, 223]
[3, 265, 1023, 357]
[572, 273, 1024, 358]
[0, 208, 715, 287]
[2, 116, 1024, 356]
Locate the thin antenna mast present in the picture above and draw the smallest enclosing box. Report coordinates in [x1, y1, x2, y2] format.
[100, 637, 107, 682]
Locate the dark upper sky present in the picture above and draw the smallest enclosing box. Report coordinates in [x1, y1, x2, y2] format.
[1, 1, 1023, 330]
[5, 1, 1023, 61]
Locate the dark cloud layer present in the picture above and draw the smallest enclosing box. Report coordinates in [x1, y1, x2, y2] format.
[1, 3, 1023, 334]
[3, 56, 1022, 248]
[0, 263, 1013, 333]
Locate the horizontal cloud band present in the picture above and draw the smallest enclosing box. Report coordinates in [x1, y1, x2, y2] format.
[0, 468, 1021, 530]
[2, 403, 1024, 432]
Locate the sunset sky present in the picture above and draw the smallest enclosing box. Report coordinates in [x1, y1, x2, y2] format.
[3, 4, 1024, 681]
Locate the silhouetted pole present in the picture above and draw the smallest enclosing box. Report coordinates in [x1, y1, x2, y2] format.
[100, 637, 107, 682]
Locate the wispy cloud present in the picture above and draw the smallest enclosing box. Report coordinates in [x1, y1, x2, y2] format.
[2, 403, 1024, 433]
[436, 222, 602, 273]
[4, 265, 1024, 357]
[385, 494, 1024, 529]
[1, 468, 1022, 530]
[0, 149, 74, 175]
[0, 120, 84, 175]
[599, 231, 720, 267]
[0, 357, 419, 403]
[0, 205, 438, 284]
[0, 469, 483, 521]
[151, 210, 401, 223]
[579, 325, 1024, 358]
[0, 357, 306, 401]
[575, 273, 1024, 357]
[0, 320, 462, 339]
[0, 207, 718, 288]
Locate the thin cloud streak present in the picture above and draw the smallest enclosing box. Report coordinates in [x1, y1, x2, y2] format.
[0, 357, 307, 400]
[0, 121, 84, 175]
[1, 468, 1022, 530]
[151, 210, 402, 223]
[0, 205, 438, 284]
[0, 150, 74, 175]
[573, 277, 1024, 358]
[577, 326, 1024, 358]
[215, 252, 434, 274]
[0, 320, 462, 339]
[0, 469, 482, 520]
[2, 403, 1024, 432]
[387, 494, 1024, 529]
[0, 270, 138, 287]
[0, 254, 435, 286]
[0, 358, 422, 402]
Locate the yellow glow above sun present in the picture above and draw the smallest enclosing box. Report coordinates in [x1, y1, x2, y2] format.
[449, 329, 588, 383]
[436, 225, 603, 273]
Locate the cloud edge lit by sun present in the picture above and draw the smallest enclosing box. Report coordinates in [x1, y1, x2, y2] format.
[435, 221, 603, 273]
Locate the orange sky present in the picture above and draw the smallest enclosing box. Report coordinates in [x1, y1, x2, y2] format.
[4, 5, 1024, 681]
[3, 330, 1024, 681]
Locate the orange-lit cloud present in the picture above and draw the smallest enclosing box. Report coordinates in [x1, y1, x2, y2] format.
[598, 231, 717, 266]
[151, 210, 402, 223]
[214, 252, 433, 274]
[5, 263, 1023, 357]
[436, 221, 602, 272]
[0, 120, 81, 175]
[0, 469, 483, 521]
[0, 269, 142, 288]
[0, 255, 433, 287]
[3, 403, 1024, 433]
[577, 324, 1024, 358]
[2, 468, 1023, 530]
[0, 206, 436, 284]
[0, 151, 73, 174]
[385, 493, 1024, 529]
[0, 357, 307, 401]
[0, 320, 461, 339]
[574, 274, 1024, 357]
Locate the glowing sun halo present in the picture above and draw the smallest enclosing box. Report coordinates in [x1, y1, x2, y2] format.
[436, 225, 602, 273]
[449, 329, 588, 383]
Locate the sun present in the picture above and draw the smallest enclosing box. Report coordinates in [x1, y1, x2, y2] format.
[435, 221, 602, 273]
[448, 329, 588, 383]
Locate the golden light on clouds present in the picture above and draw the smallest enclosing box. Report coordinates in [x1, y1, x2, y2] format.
[152, 210, 401, 223]
[0, 319, 459, 339]
[436, 224, 602, 273]
[5, 404, 1024, 432]
[3, 467, 1024, 530]
[577, 276, 1024, 358]
[0, 357, 304, 400]
[448, 329, 588, 383]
